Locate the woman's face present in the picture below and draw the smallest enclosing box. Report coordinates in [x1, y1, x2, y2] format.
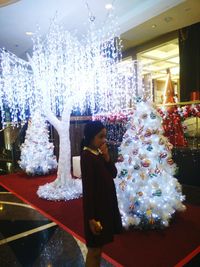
[91, 128, 107, 149]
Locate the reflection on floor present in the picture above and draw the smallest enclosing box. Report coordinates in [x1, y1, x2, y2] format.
[0, 186, 113, 267]
[1, 184, 199, 267]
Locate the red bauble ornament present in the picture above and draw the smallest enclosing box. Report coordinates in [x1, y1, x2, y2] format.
[167, 158, 174, 165]
[159, 152, 167, 158]
[141, 159, 151, 167]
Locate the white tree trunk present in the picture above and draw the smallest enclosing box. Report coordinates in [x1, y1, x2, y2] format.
[37, 105, 82, 200]
[56, 126, 72, 185]
[53, 106, 72, 186]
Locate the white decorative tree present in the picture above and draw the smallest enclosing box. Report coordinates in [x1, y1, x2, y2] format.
[0, 14, 129, 200]
[115, 98, 186, 229]
[19, 112, 57, 175]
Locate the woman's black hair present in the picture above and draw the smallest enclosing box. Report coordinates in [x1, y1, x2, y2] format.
[80, 120, 105, 152]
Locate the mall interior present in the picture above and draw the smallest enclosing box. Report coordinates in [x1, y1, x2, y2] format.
[0, 0, 200, 267]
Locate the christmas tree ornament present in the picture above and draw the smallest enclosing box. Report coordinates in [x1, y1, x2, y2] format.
[120, 169, 128, 177]
[159, 138, 165, 145]
[125, 138, 132, 146]
[142, 113, 148, 119]
[118, 154, 124, 162]
[127, 174, 132, 180]
[159, 152, 167, 158]
[132, 149, 139, 155]
[137, 191, 143, 197]
[166, 143, 173, 151]
[147, 145, 153, 151]
[149, 173, 156, 178]
[167, 158, 174, 165]
[131, 126, 136, 131]
[134, 200, 140, 207]
[140, 172, 146, 180]
[134, 164, 140, 170]
[146, 209, 152, 216]
[155, 167, 161, 174]
[144, 129, 152, 137]
[139, 153, 146, 160]
[124, 133, 130, 139]
[136, 96, 142, 103]
[152, 189, 162, 197]
[138, 126, 144, 135]
[152, 129, 159, 134]
[141, 159, 151, 167]
[133, 135, 139, 141]
[150, 112, 156, 119]
[149, 217, 155, 224]
[119, 181, 127, 191]
[140, 135, 145, 141]
[143, 140, 152, 145]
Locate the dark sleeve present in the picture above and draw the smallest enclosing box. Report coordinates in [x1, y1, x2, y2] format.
[81, 154, 95, 220]
[104, 160, 117, 178]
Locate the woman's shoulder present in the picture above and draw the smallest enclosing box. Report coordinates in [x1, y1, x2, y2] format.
[81, 149, 95, 159]
[81, 149, 101, 162]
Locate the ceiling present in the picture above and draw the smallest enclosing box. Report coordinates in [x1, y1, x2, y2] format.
[0, 0, 199, 60]
[121, 0, 200, 49]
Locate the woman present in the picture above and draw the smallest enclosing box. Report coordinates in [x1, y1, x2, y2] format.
[81, 121, 122, 267]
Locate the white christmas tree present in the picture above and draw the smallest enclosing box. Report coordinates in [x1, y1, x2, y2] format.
[115, 98, 186, 229]
[19, 112, 57, 175]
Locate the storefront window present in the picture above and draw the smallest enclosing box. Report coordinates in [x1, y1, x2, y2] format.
[137, 38, 179, 104]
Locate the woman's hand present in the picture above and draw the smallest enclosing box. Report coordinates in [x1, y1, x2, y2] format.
[89, 219, 103, 235]
[100, 143, 110, 162]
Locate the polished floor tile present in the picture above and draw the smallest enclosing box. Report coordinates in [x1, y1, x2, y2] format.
[2, 183, 198, 267]
[0, 188, 114, 267]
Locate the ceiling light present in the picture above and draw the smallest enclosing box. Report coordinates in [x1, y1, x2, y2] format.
[105, 3, 113, 10]
[151, 24, 157, 29]
[25, 32, 34, 36]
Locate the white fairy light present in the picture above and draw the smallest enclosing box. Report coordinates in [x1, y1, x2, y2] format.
[0, 9, 138, 200]
[19, 111, 57, 175]
[115, 100, 186, 229]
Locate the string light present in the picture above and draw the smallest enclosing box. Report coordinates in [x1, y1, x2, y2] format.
[115, 100, 186, 229]
[0, 7, 140, 200]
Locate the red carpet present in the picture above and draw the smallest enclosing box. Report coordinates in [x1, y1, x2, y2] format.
[0, 173, 200, 267]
